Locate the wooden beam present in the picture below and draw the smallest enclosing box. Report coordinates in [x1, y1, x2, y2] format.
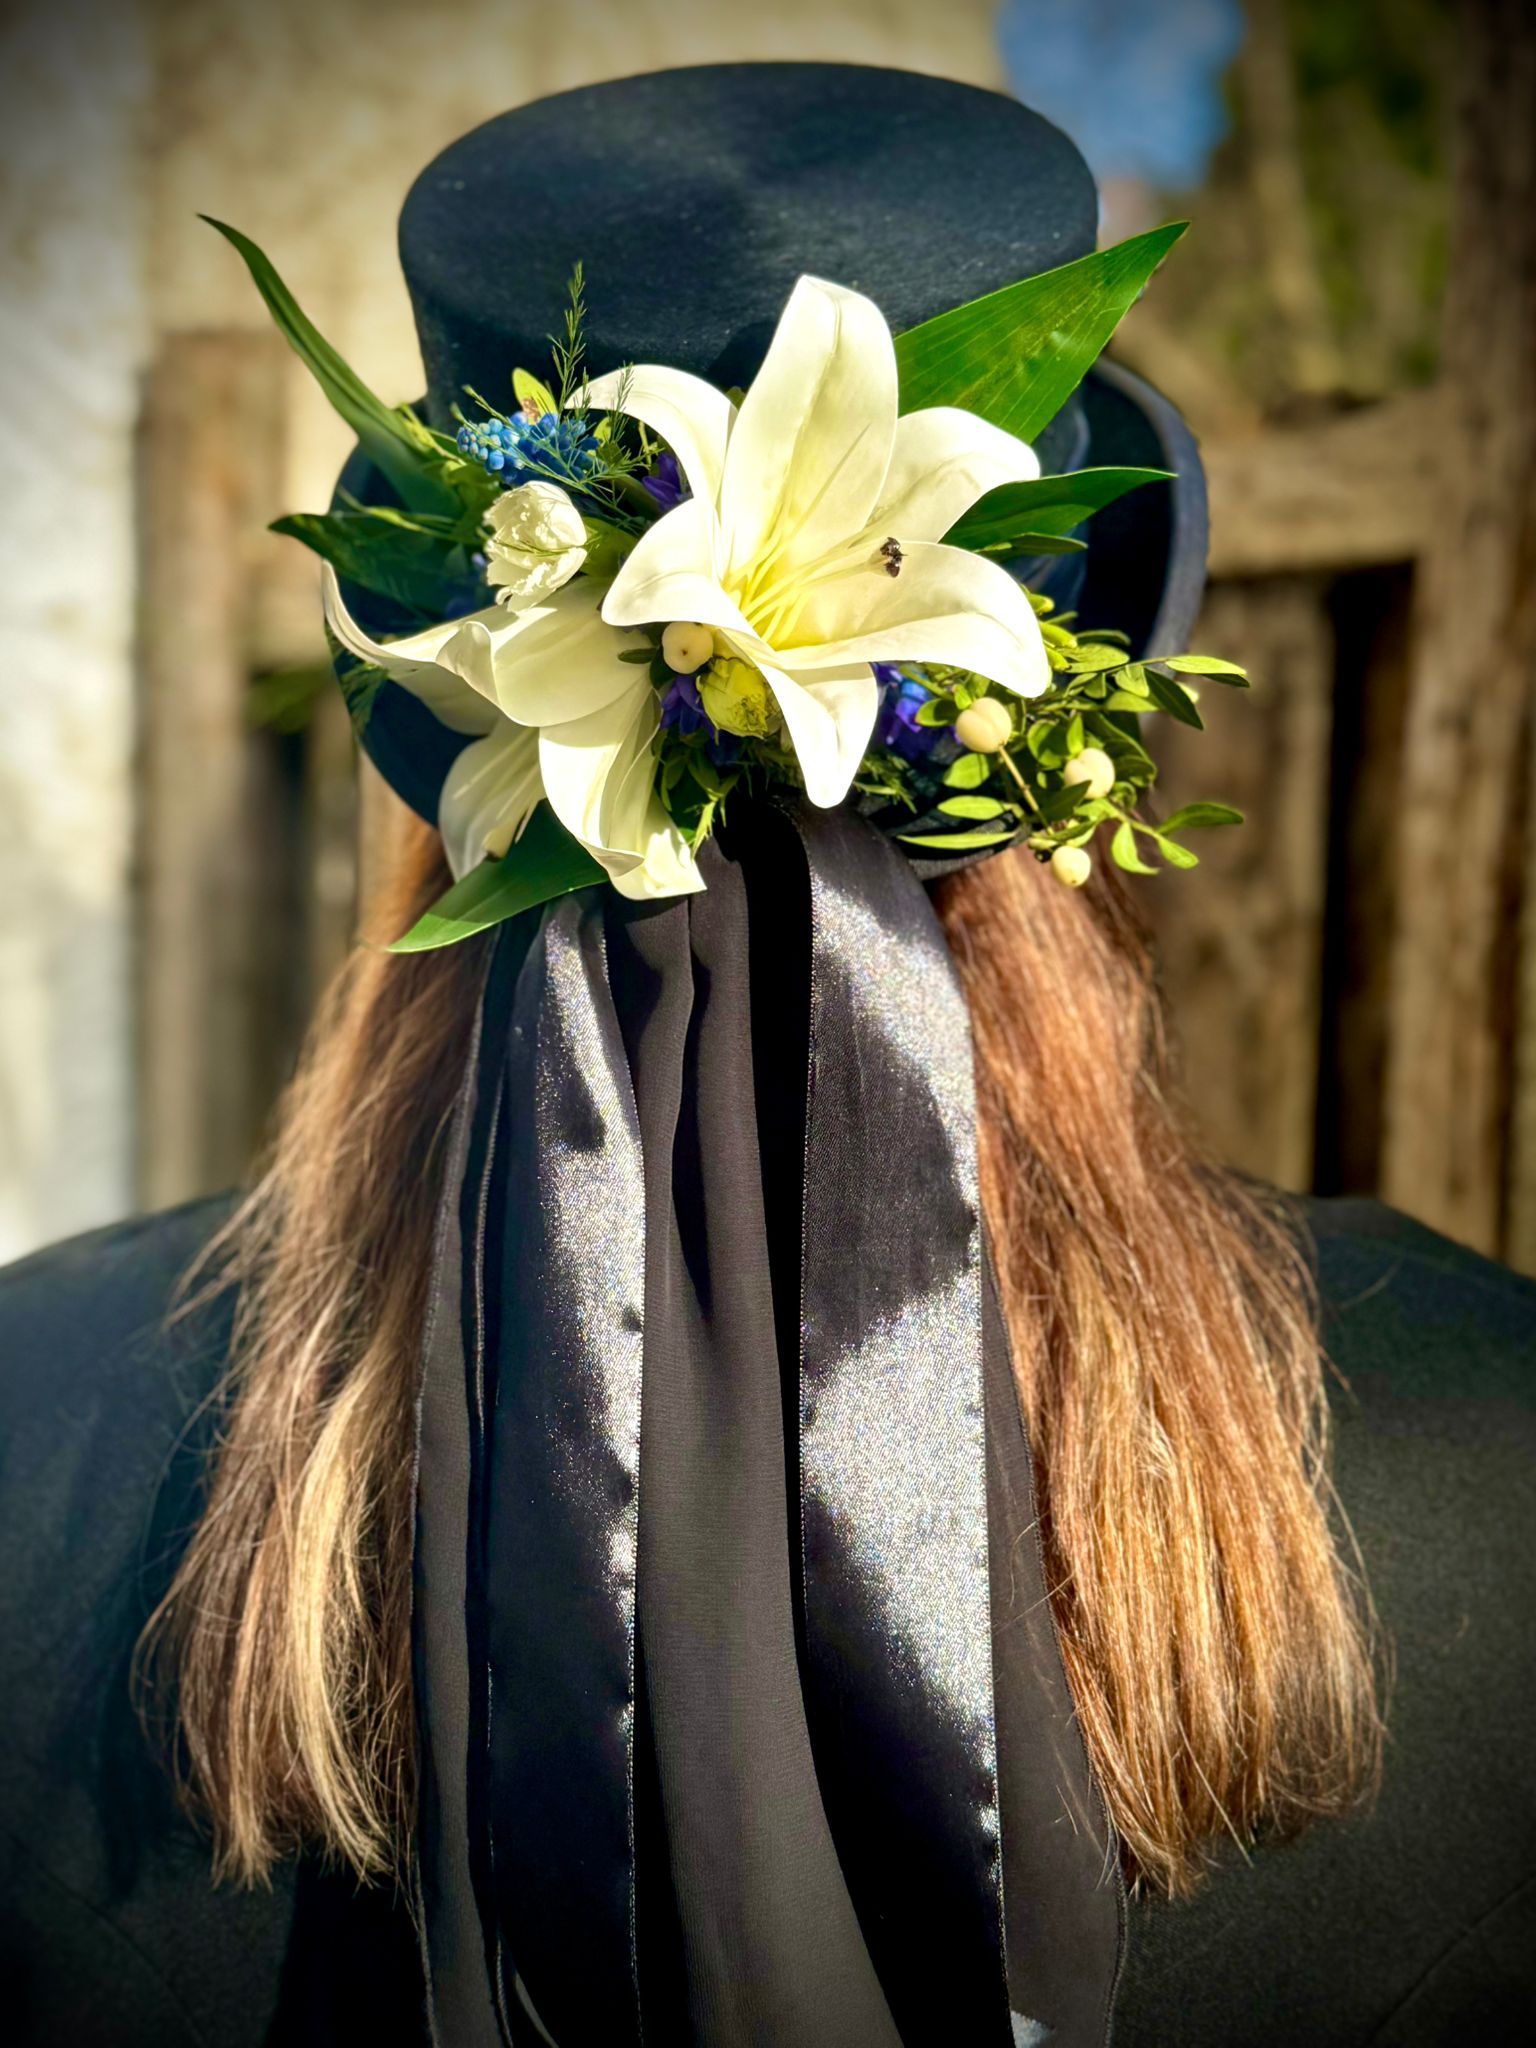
[135, 331, 297, 1208]
[1203, 388, 1443, 579]
[1381, 0, 1536, 1254]
[1145, 575, 1334, 1190]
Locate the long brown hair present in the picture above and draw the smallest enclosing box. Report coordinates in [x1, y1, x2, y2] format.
[142, 820, 1381, 1897]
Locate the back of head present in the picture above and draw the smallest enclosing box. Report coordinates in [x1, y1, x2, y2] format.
[142, 63, 1379, 1936]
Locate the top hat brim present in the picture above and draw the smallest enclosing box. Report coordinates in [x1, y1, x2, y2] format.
[329, 362, 1207, 836]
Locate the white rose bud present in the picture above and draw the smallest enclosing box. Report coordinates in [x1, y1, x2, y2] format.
[954, 697, 1013, 753]
[485, 481, 588, 610]
[1062, 745, 1116, 800]
[1050, 845, 1092, 889]
[661, 621, 716, 675]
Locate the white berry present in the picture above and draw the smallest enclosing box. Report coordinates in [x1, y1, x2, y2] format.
[662, 621, 716, 674]
[954, 697, 1013, 752]
[1062, 746, 1115, 800]
[1050, 845, 1092, 889]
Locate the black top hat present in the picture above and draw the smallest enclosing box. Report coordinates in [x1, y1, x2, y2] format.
[338, 63, 1207, 827]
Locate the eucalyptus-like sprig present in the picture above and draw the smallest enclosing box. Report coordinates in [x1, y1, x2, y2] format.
[894, 592, 1246, 879]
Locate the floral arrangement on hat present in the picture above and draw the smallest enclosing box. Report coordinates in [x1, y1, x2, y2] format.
[212, 221, 1246, 950]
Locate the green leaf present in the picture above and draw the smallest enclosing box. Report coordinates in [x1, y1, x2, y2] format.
[513, 367, 557, 419]
[1027, 718, 1070, 768]
[1159, 802, 1244, 832]
[938, 795, 1010, 821]
[1142, 667, 1205, 729]
[1155, 835, 1200, 869]
[390, 805, 604, 952]
[247, 664, 331, 734]
[893, 224, 1187, 442]
[204, 217, 460, 519]
[914, 696, 959, 727]
[946, 466, 1173, 552]
[972, 532, 1088, 558]
[580, 516, 635, 578]
[1159, 654, 1249, 682]
[1036, 782, 1091, 822]
[272, 511, 474, 614]
[1110, 820, 1159, 875]
[1067, 646, 1131, 674]
[943, 751, 993, 789]
[896, 825, 1018, 852]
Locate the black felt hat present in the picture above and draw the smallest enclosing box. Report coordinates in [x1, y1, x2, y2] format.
[338, 62, 1207, 827]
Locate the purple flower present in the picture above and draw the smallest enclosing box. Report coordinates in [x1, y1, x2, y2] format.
[660, 669, 705, 736]
[875, 663, 941, 762]
[642, 450, 689, 514]
[659, 668, 742, 766]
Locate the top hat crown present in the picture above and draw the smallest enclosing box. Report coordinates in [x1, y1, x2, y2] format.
[400, 64, 1100, 428]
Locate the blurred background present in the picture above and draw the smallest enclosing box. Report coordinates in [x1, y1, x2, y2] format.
[2, 0, 1533, 1270]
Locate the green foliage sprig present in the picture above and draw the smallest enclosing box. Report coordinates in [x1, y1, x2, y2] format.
[893, 592, 1245, 874]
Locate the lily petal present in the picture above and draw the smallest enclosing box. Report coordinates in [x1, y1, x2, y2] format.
[438, 721, 543, 880]
[580, 364, 735, 508]
[537, 681, 666, 879]
[759, 660, 879, 809]
[602, 498, 769, 657]
[718, 276, 897, 588]
[868, 407, 1041, 546]
[322, 564, 498, 735]
[784, 542, 1050, 698]
[484, 577, 642, 727]
[608, 798, 707, 900]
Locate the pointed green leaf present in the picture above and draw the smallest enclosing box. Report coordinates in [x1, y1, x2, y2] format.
[1036, 782, 1091, 823]
[513, 367, 558, 419]
[389, 806, 604, 952]
[1159, 802, 1244, 832]
[915, 697, 959, 727]
[938, 795, 1010, 821]
[272, 511, 475, 614]
[1158, 655, 1249, 681]
[204, 217, 460, 519]
[946, 466, 1173, 552]
[1155, 835, 1200, 869]
[893, 224, 1187, 442]
[1142, 667, 1205, 728]
[896, 825, 1019, 852]
[1110, 820, 1159, 874]
[943, 751, 993, 789]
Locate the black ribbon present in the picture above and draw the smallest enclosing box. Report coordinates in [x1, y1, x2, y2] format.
[412, 805, 1121, 2047]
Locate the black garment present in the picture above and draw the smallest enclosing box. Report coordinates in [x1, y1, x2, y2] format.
[0, 1195, 1532, 2044]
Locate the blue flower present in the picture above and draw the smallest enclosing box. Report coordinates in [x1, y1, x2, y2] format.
[455, 412, 601, 488]
[875, 664, 941, 762]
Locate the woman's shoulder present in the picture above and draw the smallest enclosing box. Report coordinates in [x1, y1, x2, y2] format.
[1117, 1197, 1536, 2047]
[0, 1194, 239, 1628]
[0, 1197, 299, 2048]
[1308, 1193, 1536, 1392]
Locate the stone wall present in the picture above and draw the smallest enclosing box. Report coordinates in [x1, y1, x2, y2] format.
[0, 0, 1006, 1259]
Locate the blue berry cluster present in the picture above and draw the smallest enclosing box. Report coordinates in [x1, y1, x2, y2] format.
[455, 412, 602, 486]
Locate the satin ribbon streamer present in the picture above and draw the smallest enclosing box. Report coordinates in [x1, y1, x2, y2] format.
[413, 806, 1014, 2044]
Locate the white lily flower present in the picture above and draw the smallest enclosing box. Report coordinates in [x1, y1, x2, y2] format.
[579, 274, 1049, 806]
[322, 564, 701, 898]
[320, 273, 1046, 902]
[484, 481, 588, 610]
